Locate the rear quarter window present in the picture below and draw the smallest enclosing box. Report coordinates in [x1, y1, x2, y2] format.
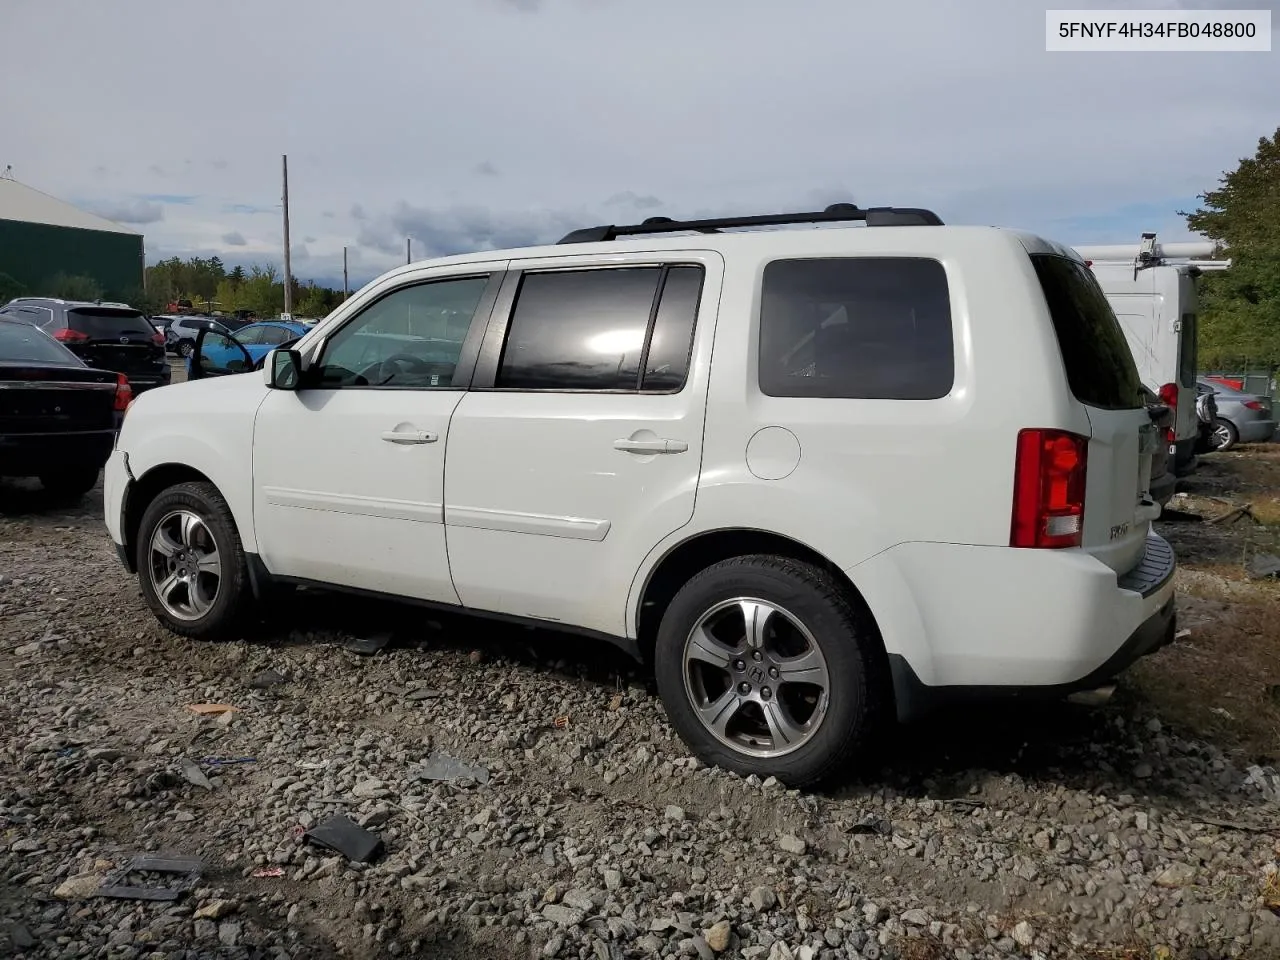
[1032, 255, 1143, 411]
[758, 257, 954, 400]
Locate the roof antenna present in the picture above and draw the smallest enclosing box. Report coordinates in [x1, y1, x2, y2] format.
[0, 165, 14, 181]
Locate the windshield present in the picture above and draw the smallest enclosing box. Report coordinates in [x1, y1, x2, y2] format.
[0, 320, 79, 364]
[67, 307, 156, 338]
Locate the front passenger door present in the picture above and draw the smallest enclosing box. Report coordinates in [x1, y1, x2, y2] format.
[250, 267, 502, 603]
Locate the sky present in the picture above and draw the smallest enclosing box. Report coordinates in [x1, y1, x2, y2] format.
[3, 0, 1277, 290]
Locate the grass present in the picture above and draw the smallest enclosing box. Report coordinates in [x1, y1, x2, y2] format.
[1128, 442, 1280, 762]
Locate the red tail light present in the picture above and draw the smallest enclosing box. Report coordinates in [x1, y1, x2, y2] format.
[53, 328, 90, 343]
[113, 373, 133, 412]
[1243, 400, 1264, 411]
[1157, 382, 1178, 442]
[152, 331, 165, 345]
[1011, 429, 1088, 549]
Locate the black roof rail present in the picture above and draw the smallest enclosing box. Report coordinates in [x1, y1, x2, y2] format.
[556, 203, 943, 244]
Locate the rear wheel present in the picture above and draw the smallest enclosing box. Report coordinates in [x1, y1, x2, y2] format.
[1213, 418, 1238, 452]
[136, 481, 253, 639]
[177, 340, 193, 358]
[654, 554, 885, 788]
[39, 466, 101, 500]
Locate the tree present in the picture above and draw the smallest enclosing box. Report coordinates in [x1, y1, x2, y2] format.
[0, 272, 27, 304]
[43, 272, 103, 301]
[1182, 128, 1280, 368]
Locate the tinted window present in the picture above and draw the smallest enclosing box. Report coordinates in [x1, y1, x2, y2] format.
[1179, 313, 1197, 388]
[236, 325, 265, 345]
[67, 308, 155, 338]
[1031, 255, 1143, 410]
[759, 258, 953, 400]
[261, 325, 296, 345]
[4, 306, 54, 329]
[317, 276, 489, 388]
[641, 267, 703, 391]
[496, 268, 659, 390]
[0, 320, 78, 364]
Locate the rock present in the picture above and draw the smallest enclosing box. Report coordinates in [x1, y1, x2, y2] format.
[863, 902, 888, 924]
[352, 779, 389, 799]
[53, 874, 101, 899]
[768, 942, 794, 960]
[194, 900, 238, 920]
[777, 834, 807, 855]
[249, 669, 287, 688]
[638, 934, 666, 955]
[603, 869, 623, 891]
[217, 921, 241, 947]
[10, 924, 34, 949]
[665, 804, 687, 822]
[1154, 863, 1197, 888]
[1247, 553, 1280, 580]
[704, 920, 732, 952]
[749, 886, 778, 911]
[562, 889, 595, 912]
[1011, 921, 1035, 947]
[194, 920, 217, 940]
[902, 909, 931, 926]
[543, 904, 586, 928]
[9, 838, 40, 853]
[1134, 762, 1154, 779]
[543, 935, 565, 957]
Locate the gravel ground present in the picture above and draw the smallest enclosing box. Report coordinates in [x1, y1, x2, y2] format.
[4, 446, 1280, 958]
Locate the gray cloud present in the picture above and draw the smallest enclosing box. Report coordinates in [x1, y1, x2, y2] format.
[221, 231, 247, 246]
[147, 165, 165, 178]
[290, 244, 311, 261]
[492, 0, 542, 10]
[350, 203, 367, 221]
[474, 161, 500, 176]
[87, 199, 164, 225]
[605, 190, 663, 210]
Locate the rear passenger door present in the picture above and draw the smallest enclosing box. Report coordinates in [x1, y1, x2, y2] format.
[444, 253, 721, 637]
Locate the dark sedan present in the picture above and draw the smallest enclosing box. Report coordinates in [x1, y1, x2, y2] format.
[0, 316, 131, 498]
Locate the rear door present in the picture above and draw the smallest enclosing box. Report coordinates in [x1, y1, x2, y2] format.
[66, 307, 166, 380]
[1032, 254, 1157, 576]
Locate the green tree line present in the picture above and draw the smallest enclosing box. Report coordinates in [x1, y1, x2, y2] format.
[1183, 127, 1280, 371]
[143, 256, 344, 319]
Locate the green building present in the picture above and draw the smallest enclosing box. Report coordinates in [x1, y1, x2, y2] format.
[0, 176, 144, 302]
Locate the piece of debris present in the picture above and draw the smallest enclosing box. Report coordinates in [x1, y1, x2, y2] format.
[53, 874, 103, 900]
[345, 633, 391, 656]
[201, 757, 256, 766]
[252, 866, 286, 878]
[848, 814, 894, 835]
[96, 855, 205, 902]
[704, 920, 732, 953]
[180, 759, 213, 791]
[249, 669, 287, 689]
[194, 899, 239, 920]
[1153, 862, 1197, 889]
[185, 703, 239, 717]
[303, 814, 384, 863]
[405, 687, 440, 701]
[1174, 628, 1192, 641]
[607, 694, 624, 711]
[553, 715, 570, 730]
[1210, 707, 1235, 720]
[1247, 554, 1280, 580]
[413, 752, 491, 785]
[1208, 503, 1255, 525]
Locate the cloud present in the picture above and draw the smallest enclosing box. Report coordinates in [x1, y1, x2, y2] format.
[304, 235, 317, 243]
[491, 0, 542, 10]
[141, 193, 198, 205]
[605, 191, 664, 210]
[221, 231, 247, 246]
[473, 161, 500, 176]
[350, 203, 368, 221]
[290, 244, 310, 261]
[147, 165, 165, 177]
[224, 203, 273, 215]
[85, 199, 164, 225]
[210, 159, 229, 170]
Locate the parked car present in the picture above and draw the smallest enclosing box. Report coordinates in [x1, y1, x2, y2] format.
[0, 315, 131, 497]
[102, 204, 1175, 786]
[166, 315, 232, 357]
[1193, 382, 1220, 454]
[0, 298, 171, 395]
[1197, 378, 1276, 451]
[185, 320, 310, 378]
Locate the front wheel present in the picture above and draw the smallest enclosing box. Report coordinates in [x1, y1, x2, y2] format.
[135, 481, 253, 639]
[177, 340, 193, 358]
[654, 554, 886, 788]
[1213, 418, 1238, 452]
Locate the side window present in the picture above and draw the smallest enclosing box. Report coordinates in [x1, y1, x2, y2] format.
[495, 265, 703, 392]
[758, 258, 954, 401]
[237, 326, 265, 345]
[263, 326, 294, 345]
[315, 276, 490, 388]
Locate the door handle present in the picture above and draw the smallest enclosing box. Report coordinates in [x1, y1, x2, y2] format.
[613, 438, 688, 455]
[381, 429, 437, 445]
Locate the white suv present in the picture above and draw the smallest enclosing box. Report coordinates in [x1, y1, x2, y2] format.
[103, 204, 1176, 786]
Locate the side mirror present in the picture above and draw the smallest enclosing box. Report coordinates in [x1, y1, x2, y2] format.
[266, 348, 302, 390]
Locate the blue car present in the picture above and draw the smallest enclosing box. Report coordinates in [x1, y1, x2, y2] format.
[186, 320, 311, 378]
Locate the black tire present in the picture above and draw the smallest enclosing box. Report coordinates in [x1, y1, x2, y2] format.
[1213, 418, 1238, 452]
[39, 466, 101, 500]
[654, 554, 887, 788]
[135, 481, 253, 639]
[178, 340, 193, 358]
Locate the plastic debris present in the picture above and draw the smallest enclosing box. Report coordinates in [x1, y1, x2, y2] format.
[413, 752, 490, 785]
[95, 855, 204, 902]
[185, 704, 239, 717]
[303, 814, 384, 863]
[345, 633, 391, 656]
[553, 715, 570, 730]
[180, 760, 213, 791]
[201, 757, 256, 766]
[251, 866, 285, 878]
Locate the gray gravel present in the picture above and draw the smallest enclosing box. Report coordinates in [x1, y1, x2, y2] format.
[2, 478, 1280, 959]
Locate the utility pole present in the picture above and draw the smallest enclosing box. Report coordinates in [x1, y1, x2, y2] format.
[406, 238, 411, 265]
[343, 246, 349, 300]
[281, 154, 293, 319]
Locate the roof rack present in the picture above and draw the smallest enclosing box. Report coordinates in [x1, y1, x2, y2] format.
[556, 202, 944, 244]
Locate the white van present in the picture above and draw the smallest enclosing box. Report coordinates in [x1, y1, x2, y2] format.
[1073, 233, 1230, 476]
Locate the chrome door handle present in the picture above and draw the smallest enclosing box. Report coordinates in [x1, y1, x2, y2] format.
[381, 429, 437, 445]
[613, 438, 688, 454]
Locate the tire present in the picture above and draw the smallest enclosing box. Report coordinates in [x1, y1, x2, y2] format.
[178, 340, 193, 358]
[1213, 418, 1238, 452]
[39, 466, 101, 500]
[135, 481, 253, 639]
[654, 554, 886, 788]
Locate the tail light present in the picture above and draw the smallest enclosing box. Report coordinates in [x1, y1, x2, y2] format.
[53, 328, 90, 343]
[1157, 382, 1178, 442]
[113, 373, 133, 412]
[151, 331, 165, 345]
[1243, 400, 1264, 411]
[1011, 429, 1088, 549]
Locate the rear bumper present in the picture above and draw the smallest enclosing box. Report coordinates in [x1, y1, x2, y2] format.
[1237, 419, 1277, 444]
[851, 532, 1177, 721]
[0, 430, 115, 477]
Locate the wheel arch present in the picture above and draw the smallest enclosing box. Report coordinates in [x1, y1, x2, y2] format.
[633, 527, 889, 670]
[121, 463, 218, 573]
